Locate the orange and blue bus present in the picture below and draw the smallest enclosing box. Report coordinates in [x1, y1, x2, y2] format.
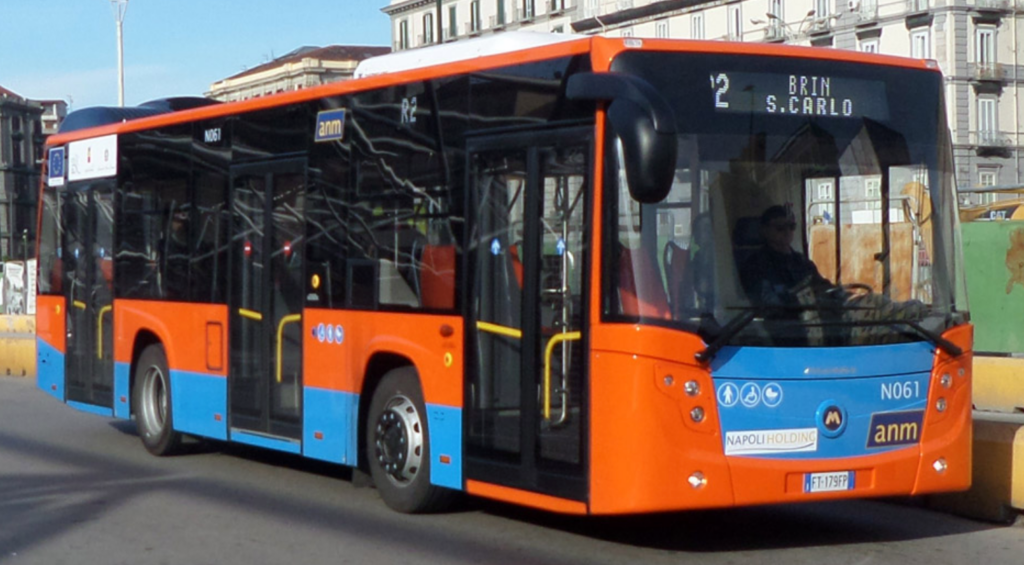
[36, 33, 972, 514]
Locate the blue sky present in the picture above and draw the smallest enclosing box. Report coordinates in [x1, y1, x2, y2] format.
[0, 1, 391, 111]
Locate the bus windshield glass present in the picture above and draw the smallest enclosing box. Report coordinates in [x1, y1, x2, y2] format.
[606, 51, 966, 349]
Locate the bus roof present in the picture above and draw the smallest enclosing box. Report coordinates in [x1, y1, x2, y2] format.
[354, 31, 587, 78]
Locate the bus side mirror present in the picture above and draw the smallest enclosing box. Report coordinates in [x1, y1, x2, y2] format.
[567, 72, 677, 204]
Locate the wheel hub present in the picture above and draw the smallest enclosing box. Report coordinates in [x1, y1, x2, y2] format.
[374, 395, 424, 485]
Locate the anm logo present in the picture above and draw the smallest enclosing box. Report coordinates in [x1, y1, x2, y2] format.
[866, 410, 925, 448]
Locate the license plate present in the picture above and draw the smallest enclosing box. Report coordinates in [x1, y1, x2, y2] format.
[804, 471, 855, 493]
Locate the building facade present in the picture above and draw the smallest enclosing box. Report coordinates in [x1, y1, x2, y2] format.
[383, 0, 1024, 203]
[207, 45, 391, 102]
[0, 86, 65, 261]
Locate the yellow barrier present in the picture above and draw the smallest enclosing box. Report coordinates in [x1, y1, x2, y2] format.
[930, 413, 1024, 523]
[973, 356, 1024, 413]
[0, 315, 35, 378]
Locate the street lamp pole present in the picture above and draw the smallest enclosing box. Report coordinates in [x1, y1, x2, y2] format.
[111, 0, 129, 107]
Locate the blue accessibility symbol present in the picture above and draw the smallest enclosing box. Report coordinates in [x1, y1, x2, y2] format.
[490, 238, 502, 256]
[316, 323, 326, 343]
[556, 238, 566, 256]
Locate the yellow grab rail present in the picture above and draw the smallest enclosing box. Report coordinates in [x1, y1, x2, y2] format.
[475, 320, 522, 339]
[238, 308, 263, 321]
[276, 314, 303, 383]
[96, 304, 113, 359]
[73, 300, 87, 310]
[543, 331, 580, 420]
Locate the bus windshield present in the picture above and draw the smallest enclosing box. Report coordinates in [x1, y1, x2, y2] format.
[606, 51, 967, 349]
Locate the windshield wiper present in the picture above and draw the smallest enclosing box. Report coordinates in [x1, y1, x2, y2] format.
[880, 318, 963, 357]
[695, 309, 757, 363]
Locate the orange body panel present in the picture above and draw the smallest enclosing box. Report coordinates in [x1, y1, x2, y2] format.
[588, 323, 974, 514]
[36, 295, 66, 354]
[304, 309, 463, 408]
[114, 300, 228, 376]
[466, 480, 588, 514]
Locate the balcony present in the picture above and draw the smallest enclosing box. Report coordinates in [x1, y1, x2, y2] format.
[975, 0, 1011, 12]
[974, 62, 1007, 82]
[974, 131, 1015, 157]
[906, 0, 930, 13]
[762, 25, 786, 42]
[854, 2, 878, 24]
[490, 14, 507, 29]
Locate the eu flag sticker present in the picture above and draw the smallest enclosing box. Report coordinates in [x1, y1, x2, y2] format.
[314, 109, 346, 143]
[48, 147, 66, 187]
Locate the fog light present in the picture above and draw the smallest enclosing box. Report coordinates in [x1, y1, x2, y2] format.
[933, 458, 947, 474]
[684, 380, 700, 397]
[690, 406, 705, 423]
[936, 398, 947, 412]
[688, 472, 707, 489]
[940, 373, 952, 388]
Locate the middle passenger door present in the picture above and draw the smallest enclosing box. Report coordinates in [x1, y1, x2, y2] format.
[228, 159, 306, 442]
[465, 129, 591, 500]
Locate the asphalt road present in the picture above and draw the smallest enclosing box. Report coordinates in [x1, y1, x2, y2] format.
[1, 375, 1021, 565]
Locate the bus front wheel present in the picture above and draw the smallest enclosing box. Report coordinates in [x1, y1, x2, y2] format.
[133, 344, 183, 456]
[366, 367, 454, 513]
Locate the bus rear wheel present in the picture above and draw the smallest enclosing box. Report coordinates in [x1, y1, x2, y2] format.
[133, 344, 183, 456]
[366, 367, 454, 513]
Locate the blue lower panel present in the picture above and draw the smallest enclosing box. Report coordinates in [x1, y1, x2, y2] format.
[169, 371, 228, 441]
[114, 362, 131, 419]
[427, 404, 462, 490]
[231, 429, 301, 454]
[36, 338, 64, 402]
[68, 400, 114, 417]
[303, 387, 357, 466]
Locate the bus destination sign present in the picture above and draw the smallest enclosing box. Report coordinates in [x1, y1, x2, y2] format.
[709, 72, 888, 120]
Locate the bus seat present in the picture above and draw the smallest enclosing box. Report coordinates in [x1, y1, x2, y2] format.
[732, 216, 763, 266]
[663, 241, 690, 315]
[618, 246, 670, 319]
[420, 244, 456, 310]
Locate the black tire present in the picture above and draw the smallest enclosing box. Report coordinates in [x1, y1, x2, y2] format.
[366, 367, 455, 513]
[133, 344, 183, 456]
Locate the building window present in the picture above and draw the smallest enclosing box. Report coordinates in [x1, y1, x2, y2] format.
[978, 169, 998, 189]
[728, 5, 742, 40]
[911, 28, 930, 59]
[398, 19, 410, 50]
[978, 97, 998, 144]
[908, 0, 929, 12]
[449, 6, 458, 39]
[815, 0, 831, 19]
[423, 12, 434, 44]
[817, 182, 834, 202]
[692, 12, 704, 40]
[549, 0, 565, 11]
[470, 0, 481, 32]
[656, 20, 669, 39]
[522, 0, 534, 20]
[976, 26, 995, 66]
[860, 38, 879, 53]
[497, 0, 506, 25]
[865, 178, 882, 210]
